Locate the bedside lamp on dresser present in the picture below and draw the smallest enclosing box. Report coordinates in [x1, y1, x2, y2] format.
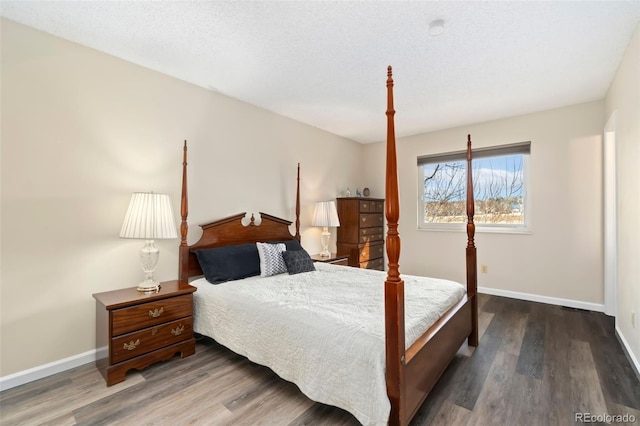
[312, 200, 341, 258]
[119, 192, 179, 292]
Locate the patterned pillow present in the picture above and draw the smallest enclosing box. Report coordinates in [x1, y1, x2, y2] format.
[282, 250, 316, 275]
[256, 242, 287, 277]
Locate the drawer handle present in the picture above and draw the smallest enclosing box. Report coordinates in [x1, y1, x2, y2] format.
[151, 328, 158, 336]
[123, 339, 140, 351]
[148, 307, 164, 318]
[171, 324, 185, 336]
[362, 217, 367, 222]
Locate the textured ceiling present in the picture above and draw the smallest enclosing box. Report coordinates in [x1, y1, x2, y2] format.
[2, 1, 639, 143]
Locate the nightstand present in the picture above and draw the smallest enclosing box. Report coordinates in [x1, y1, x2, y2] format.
[93, 280, 197, 386]
[310, 253, 349, 266]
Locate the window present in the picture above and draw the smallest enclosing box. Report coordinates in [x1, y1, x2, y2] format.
[417, 142, 530, 233]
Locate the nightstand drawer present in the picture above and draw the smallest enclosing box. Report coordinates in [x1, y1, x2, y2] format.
[112, 294, 193, 336]
[360, 213, 384, 228]
[111, 317, 193, 364]
[359, 242, 384, 262]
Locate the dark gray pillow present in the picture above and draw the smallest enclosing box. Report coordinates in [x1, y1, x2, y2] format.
[279, 239, 304, 251]
[282, 249, 316, 275]
[194, 244, 260, 284]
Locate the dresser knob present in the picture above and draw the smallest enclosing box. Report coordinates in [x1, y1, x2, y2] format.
[171, 324, 185, 336]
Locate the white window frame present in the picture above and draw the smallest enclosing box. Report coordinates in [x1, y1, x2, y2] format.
[417, 142, 532, 234]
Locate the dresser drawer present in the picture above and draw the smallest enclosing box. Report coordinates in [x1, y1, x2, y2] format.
[359, 213, 384, 228]
[360, 258, 384, 270]
[359, 200, 372, 212]
[359, 242, 384, 262]
[359, 226, 384, 243]
[112, 294, 193, 336]
[111, 317, 193, 364]
[372, 201, 384, 213]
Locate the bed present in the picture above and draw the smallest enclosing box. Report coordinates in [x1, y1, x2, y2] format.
[177, 67, 478, 425]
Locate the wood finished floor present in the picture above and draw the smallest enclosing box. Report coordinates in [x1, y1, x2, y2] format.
[2, 294, 639, 425]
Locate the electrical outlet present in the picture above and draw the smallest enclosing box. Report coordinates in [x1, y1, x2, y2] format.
[481, 264, 488, 274]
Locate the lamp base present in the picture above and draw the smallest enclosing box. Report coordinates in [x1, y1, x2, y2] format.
[137, 279, 160, 292]
[319, 227, 331, 258]
[138, 240, 160, 292]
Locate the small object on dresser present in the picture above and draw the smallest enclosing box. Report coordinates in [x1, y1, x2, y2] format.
[355, 188, 362, 197]
[345, 187, 352, 197]
[363, 188, 370, 197]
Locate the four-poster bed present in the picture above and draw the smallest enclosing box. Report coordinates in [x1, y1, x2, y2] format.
[177, 67, 478, 425]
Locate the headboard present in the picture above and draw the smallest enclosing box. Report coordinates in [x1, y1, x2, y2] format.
[177, 141, 301, 281]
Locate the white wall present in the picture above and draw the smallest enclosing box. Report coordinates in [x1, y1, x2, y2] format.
[605, 24, 640, 370]
[363, 101, 605, 306]
[0, 19, 364, 377]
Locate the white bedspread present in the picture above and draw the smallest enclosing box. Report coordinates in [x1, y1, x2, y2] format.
[191, 262, 465, 425]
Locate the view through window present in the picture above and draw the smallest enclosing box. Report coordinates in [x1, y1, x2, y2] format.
[418, 142, 530, 231]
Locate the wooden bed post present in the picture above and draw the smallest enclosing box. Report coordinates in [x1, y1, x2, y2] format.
[466, 134, 479, 346]
[384, 66, 406, 426]
[179, 140, 189, 283]
[295, 163, 301, 241]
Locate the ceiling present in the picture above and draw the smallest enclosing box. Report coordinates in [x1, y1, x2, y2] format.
[2, 1, 639, 143]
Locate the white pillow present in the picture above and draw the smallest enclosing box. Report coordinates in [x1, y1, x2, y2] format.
[256, 242, 287, 277]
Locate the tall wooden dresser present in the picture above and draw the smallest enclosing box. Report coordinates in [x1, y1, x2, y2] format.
[336, 197, 385, 270]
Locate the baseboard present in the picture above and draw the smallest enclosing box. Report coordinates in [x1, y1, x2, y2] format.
[0, 348, 100, 392]
[615, 325, 640, 381]
[478, 286, 606, 313]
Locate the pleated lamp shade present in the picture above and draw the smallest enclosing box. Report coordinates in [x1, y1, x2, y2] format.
[120, 192, 178, 240]
[312, 201, 340, 228]
[120, 192, 178, 292]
